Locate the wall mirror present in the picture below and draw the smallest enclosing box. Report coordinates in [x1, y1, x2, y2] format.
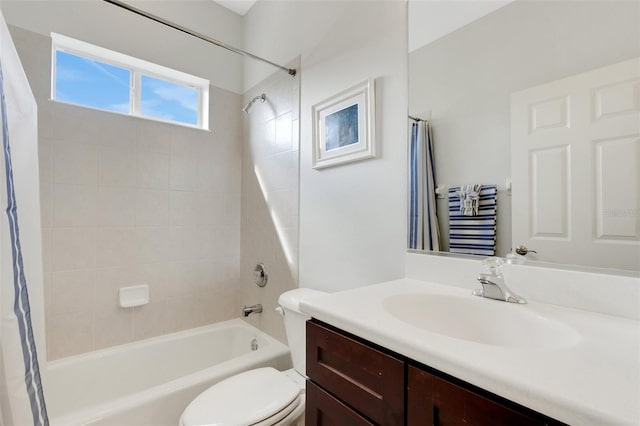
[408, 0, 640, 272]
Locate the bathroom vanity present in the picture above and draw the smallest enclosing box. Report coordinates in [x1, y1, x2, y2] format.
[305, 319, 559, 425]
[300, 276, 640, 426]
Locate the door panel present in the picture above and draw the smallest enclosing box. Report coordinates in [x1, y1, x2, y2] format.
[511, 57, 640, 270]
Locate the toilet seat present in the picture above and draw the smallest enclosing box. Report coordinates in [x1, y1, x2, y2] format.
[180, 367, 303, 426]
[251, 394, 302, 426]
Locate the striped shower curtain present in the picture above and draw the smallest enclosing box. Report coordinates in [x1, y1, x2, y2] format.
[408, 121, 440, 251]
[0, 11, 49, 426]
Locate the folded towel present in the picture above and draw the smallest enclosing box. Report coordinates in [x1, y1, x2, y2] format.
[457, 184, 483, 216]
[448, 185, 497, 256]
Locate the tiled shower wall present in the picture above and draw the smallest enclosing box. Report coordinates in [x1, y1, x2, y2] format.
[241, 62, 300, 343]
[11, 26, 243, 359]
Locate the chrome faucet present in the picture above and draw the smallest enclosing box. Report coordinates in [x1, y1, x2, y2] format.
[472, 258, 526, 304]
[242, 304, 263, 317]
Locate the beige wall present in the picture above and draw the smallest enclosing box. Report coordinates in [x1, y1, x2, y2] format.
[11, 26, 243, 359]
[240, 61, 300, 343]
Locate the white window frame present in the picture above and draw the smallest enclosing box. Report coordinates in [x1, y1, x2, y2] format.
[51, 33, 209, 130]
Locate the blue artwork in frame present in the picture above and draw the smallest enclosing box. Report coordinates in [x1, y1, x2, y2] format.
[325, 103, 359, 151]
[312, 78, 376, 169]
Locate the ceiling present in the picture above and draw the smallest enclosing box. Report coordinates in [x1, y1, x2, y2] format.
[212, 0, 257, 16]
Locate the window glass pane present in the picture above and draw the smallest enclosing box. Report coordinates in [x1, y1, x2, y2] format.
[55, 50, 131, 113]
[141, 75, 199, 126]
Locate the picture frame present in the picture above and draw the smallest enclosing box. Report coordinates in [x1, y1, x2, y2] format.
[311, 78, 376, 169]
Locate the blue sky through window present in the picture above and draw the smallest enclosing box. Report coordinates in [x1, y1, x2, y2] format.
[55, 50, 131, 113]
[55, 50, 201, 127]
[141, 75, 198, 125]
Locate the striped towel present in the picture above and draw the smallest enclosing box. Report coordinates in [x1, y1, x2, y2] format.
[448, 184, 497, 256]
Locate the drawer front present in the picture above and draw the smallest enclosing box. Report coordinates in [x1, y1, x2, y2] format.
[408, 365, 552, 426]
[306, 381, 374, 426]
[306, 320, 404, 425]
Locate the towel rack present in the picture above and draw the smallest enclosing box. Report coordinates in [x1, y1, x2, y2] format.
[435, 179, 512, 199]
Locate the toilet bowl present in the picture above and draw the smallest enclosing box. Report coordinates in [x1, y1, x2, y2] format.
[179, 288, 325, 426]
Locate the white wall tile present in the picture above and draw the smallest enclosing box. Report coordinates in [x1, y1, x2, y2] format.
[136, 227, 170, 264]
[137, 123, 172, 154]
[169, 190, 199, 226]
[166, 294, 204, 332]
[263, 118, 276, 156]
[39, 183, 53, 228]
[98, 145, 137, 187]
[133, 301, 169, 340]
[53, 139, 97, 185]
[136, 151, 170, 189]
[53, 184, 98, 227]
[170, 156, 199, 191]
[41, 228, 53, 273]
[38, 138, 54, 185]
[43, 273, 53, 319]
[95, 227, 138, 268]
[200, 226, 237, 260]
[98, 187, 137, 227]
[136, 189, 169, 227]
[167, 260, 201, 297]
[51, 269, 96, 315]
[240, 70, 300, 343]
[197, 191, 222, 226]
[133, 263, 169, 302]
[200, 289, 238, 324]
[52, 227, 96, 272]
[169, 226, 201, 261]
[275, 112, 293, 153]
[92, 113, 137, 151]
[94, 305, 134, 350]
[47, 311, 94, 359]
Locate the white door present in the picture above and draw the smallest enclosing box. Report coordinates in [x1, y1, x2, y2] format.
[511, 57, 640, 271]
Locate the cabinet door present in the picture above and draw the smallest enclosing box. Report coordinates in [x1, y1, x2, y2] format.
[408, 365, 549, 426]
[306, 320, 405, 425]
[306, 381, 374, 426]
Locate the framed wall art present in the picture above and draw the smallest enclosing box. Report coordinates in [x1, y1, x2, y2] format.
[312, 79, 376, 169]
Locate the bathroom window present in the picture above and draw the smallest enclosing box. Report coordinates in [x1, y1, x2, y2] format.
[51, 33, 209, 129]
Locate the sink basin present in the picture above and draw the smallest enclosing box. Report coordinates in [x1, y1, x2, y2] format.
[383, 293, 580, 349]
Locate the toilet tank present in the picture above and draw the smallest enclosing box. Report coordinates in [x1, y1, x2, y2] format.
[278, 288, 326, 376]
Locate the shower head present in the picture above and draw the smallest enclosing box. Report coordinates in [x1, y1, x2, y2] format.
[242, 93, 266, 114]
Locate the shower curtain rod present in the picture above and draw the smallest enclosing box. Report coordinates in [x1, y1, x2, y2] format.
[102, 0, 297, 76]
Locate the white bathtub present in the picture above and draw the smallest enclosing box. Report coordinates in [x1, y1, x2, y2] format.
[46, 319, 291, 426]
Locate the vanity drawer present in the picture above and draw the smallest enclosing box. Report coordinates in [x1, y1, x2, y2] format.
[306, 320, 404, 425]
[407, 365, 559, 426]
[305, 381, 374, 426]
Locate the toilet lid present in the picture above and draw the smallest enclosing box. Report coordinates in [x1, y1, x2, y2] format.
[181, 367, 300, 426]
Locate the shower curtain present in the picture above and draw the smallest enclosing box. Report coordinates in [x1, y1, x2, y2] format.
[0, 12, 49, 426]
[408, 120, 440, 251]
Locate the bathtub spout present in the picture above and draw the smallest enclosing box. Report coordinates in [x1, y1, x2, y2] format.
[243, 304, 263, 317]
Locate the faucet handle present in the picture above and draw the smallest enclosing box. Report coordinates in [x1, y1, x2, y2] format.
[482, 257, 505, 274]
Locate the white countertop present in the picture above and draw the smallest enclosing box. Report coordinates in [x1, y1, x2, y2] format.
[300, 279, 640, 425]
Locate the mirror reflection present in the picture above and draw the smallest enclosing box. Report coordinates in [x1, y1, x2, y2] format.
[408, 0, 640, 271]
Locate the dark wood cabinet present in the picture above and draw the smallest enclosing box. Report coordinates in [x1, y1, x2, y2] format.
[306, 319, 563, 426]
[407, 365, 553, 426]
[306, 319, 404, 425]
[306, 381, 374, 426]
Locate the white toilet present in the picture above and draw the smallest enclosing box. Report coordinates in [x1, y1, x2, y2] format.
[179, 288, 325, 426]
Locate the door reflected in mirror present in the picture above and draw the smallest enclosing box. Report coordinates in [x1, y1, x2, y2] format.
[408, 0, 640, 271]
